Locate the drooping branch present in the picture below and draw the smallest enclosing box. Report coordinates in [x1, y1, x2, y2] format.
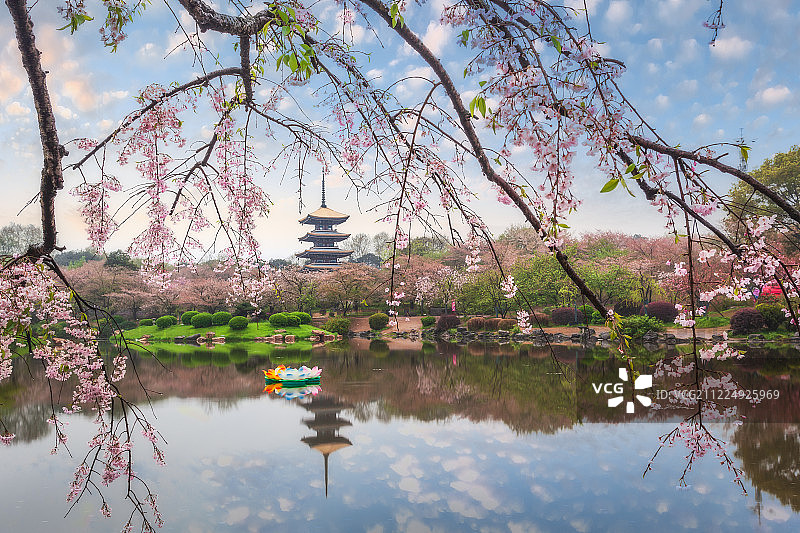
[358, 0, 608, 315]
[7, 0, 65, 256]
[630, 134, 800, 226]
[176, 0, 274, 35]
[70, 67, 242, 170]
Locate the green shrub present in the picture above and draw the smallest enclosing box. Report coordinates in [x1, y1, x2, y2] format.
[212, 311, 233, 326]
[643, 301, 678, 323]
[421, 316, 436, 328]
[755, 303, 786, 331]
[467, 317, 485, 331]
[181, 311, 199, 325]
[138, 318, 153, 326]
[329, 310, 336, 317]
[620, 315, 665, 339]
[269, 313, 289, 327]
[291, 311, 312, 324]
[730, 308, 765, 335]
[155, 315, 178, 329]
[591, 310, 604, 324]
[436, 314, 461, 331]
[324, 317, 351, 336]
[369, 312, 390, 330]
[227, 315, 249, 330]
[191, 312, 213, 328]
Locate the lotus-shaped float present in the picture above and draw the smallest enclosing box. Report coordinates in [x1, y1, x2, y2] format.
[264, 383, 321, 400]
[263, 365, 322, 386]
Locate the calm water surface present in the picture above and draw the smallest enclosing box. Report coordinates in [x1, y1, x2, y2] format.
[1, 340, 798, 532]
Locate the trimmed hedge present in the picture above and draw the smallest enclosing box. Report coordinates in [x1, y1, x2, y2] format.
[436, 313, 461, 331]
[139, 318, 153, 326]
[498, 318, 517, 330]
[291, 311, 312, 325]
[155, 315, 178, 329]
[755, 303, 786, 331]
[484, 318, 502, 331]
[614, 300, 642, 317]
[269, 312, 301, 327]
[181, 310, 199, 325]
[467, 317, 485, 331]
[212, 311, 233, 326]
[551, 307, 583, 326]
[730, 308, 765, 335]
[421, 316, 436, 328]
[227, 316, 249, 330]
[324, 317, 351, 336]
[369, 312, 390, 330]
[191, 312, 213, 328]
[643, 301, 678, 323]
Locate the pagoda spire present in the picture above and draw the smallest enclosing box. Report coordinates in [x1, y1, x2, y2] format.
[321, 173, 326, 207]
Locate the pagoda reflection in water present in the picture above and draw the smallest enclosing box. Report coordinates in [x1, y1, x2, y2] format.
[300, 395, 353, 498]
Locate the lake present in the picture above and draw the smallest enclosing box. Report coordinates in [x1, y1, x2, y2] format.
[1, 339, 798, 532]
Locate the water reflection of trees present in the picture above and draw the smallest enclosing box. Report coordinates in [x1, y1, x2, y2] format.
[733, 423, 800, 513]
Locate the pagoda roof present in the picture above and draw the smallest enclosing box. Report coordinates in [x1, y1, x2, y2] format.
[299, 206, 350, 224]
[303, 263, 347, 271]
[299, 231, 350, 242]
[303, 417, 353, 431]
[296, 248, 353, 259]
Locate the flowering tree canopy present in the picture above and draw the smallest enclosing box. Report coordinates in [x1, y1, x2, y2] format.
[2, 0, 798, 526]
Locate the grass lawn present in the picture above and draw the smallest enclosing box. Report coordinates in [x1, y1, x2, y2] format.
[119, 322, 328, 343]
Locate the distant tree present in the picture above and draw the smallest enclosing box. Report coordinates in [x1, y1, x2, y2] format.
[341, 233, 372, 259]
[409, 236, 448, 258]
[353, 252, 381, 268]
[318, 263, 378, 315]
[0, 222, 41, 255]
[52, 248, 102, 267]
[372, 231, 391, 258]
[727, 146, 800, 242]
[269, 258, 292, 269]
[105, 250, 137, 270]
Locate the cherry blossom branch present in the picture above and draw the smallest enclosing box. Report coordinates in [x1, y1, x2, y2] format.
[629, 134, 800, 226]
[358, 0, 608, 316]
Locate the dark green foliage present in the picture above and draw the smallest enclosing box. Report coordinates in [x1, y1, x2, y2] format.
[324, 317, 351, 336]
[436, 314, 461, 331]
[730, 308, 765, 335]
[643, 301, 678, 323]
[620, 315, 665, 339]
[291, 311, 312, 324]
[467, 317, 485, 331]
[498, 318, 516, 330]
[139, 318, 153, 326]
[369, 312, 390, 330]
[755, 303, 786, 330]
[614, 300, 642, 317]
[155, 315, 178, 329]
[181, 311, 199, 325]
[211, 311, 233, 326]
[420, 316, 436, 328]
[591, 310, 604, 324]
[551, 307, 583, 325]
[329, 310, 336, 317]
[105, 250, 137, 269]
[191, 312, 213, 328]
[233, 301, 257, 317]
[269, 312, 300, 327]
[227, 316, 249, 330]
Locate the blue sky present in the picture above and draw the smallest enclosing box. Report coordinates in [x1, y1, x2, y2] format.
[0, 0, 798, 259]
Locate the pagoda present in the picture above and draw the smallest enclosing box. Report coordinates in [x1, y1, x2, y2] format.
[300, 395, 353, 497]
[296, 175, 353, 271]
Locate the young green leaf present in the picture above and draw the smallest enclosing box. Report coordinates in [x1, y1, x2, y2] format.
[600, 178, 620, 193]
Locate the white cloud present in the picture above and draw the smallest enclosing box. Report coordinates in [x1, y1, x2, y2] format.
[62, 78, 97, 112]
[693, 113, 711, 128]
[710, 36, 753, 60]
[676, 79, 698, 96]
[605, 1, 631, 24]
[647, 38, 663, 53]
[421, 22, 453, 56]
[564, 0, 602, 16]
[754, 85, 792, 106]
[655, 94, 669, 108]
[102, 90, 129, 105]
[5, 101, 30, 116]
[54, 105, 74, 120]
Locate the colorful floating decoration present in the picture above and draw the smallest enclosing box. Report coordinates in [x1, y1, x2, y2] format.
[263, 365, 323, 399]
